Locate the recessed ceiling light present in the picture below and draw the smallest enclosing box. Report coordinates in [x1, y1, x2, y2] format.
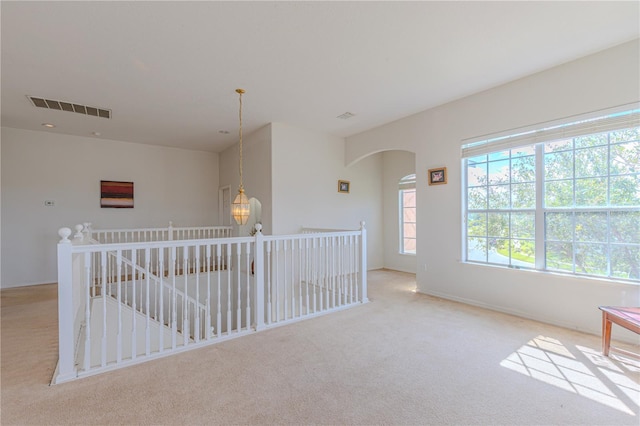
[92, 131, 101, 136]
[42, 123, 56, 128]
[219, 130, 230, 134]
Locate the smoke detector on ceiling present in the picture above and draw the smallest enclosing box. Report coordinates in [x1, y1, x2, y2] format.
[27, 96, 111, 119]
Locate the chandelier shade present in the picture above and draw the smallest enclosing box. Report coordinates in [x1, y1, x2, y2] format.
[232, 188, 250, 225]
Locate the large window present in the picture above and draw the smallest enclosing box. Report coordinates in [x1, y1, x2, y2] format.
[463, 109, 639, 283]
[399, 174, 416, 254]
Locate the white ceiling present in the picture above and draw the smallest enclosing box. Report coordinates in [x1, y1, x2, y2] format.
[2, 1, 639, 153]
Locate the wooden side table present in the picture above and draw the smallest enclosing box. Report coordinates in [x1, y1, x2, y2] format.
[598, 306, 640, 357]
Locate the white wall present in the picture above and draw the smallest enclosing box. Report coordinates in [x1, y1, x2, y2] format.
[382, 150, 416, 274]
[1, 127, 219, 288]
[271, 123, 384, 270]
[346, 40, 640, 342]
[219, 124, 273, 235]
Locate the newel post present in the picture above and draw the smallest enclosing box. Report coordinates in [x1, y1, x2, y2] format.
[360, 221, 369, 303]
[55, 227, 77, 383]
[253, 223, 265, 331]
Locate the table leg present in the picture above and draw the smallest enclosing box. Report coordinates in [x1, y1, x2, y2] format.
[602, 312, 612, 356]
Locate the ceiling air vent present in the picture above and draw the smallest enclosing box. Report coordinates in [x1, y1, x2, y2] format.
[337, 112, 355, 120]
[27, 96, 111, 119]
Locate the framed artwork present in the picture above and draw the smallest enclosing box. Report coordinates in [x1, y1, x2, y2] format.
[338, 180, 350, 193]
[428, 167, 447, 185]
[101, 180, 134, 208]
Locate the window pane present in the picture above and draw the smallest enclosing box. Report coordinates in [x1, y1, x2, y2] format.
[610, 245, 640, 280]
[488, 151, 509, 161]
[403, 238, 416, 253]
[575, 243, 607, 277]
[575, 178, 607, 207]
[468, 162, 487, 187]
[575, 147, 607, 177]
[489, 239, 510, 265]
[403, 189, 416, 207]
[610, 174, 640, 206]
[545, 139, 573, 153]
[403, 207, 416, 223]
[487, 213, 509, 238]
[511, 212, 534, 238]
[545, 180, 573, 207]
[610, 141, 640, 175]
[511, 156, 535, 182]
[574, 133, 608, 148]
[545, 151, 573, 180]
[511, 146, 535, 157]
[467, 238, 487, 262]
[467, 213, 487, 237]
[546, 213, 573, 242]
[488, 160, 510, 184]
[510, 239, 535, 266]
[468, 155, 488, 165]
[575, 212, 607, 243]
[546, 242, 573, 272]
[403, 223, 416, 239]
[467, 187, 487, 210]
[488, 184, 510, 209]
[610, 127, 640, 143]
[512, 182, 535, 209]
[610, 211, 640, 244]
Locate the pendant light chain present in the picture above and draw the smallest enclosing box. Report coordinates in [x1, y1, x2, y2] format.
[231, 88, 250, 225]
[238, 89, 244, 190]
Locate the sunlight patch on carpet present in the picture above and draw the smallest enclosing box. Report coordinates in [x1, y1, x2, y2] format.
[500, 335, 638, 415]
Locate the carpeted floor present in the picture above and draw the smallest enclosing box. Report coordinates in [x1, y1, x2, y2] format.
[1, 269, 638, 425]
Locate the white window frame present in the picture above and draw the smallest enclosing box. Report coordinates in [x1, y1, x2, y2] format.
[462, 106, 640, 283]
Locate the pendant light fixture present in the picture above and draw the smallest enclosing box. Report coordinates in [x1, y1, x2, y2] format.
[231, 88, 250, 225]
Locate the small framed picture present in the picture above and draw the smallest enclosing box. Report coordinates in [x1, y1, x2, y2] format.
[338, 180, 350, 193]
[428, 167, 447, 185]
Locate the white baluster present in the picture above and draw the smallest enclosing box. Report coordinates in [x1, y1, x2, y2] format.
[216, 244, 222, 337]
[283, 240, 288, 320]
[171, 246, 177, 350]
[266, 238, 272, 325]
[158, 248, 165, 353]
[274, 240, 280, 323]
[236, 243, 241, 332]
[245, 242, 251, 330]
[183, 245, 189, 346]
[195, 244, 201, 343]
[298, 239, 303, 317]
[226, 243, 232, 335]
[116, 250, 122, 363]
[83, 252, 91, 372]
[101, 251, 107, 367]
[145, 248, 151, 356]
[206, 244, 212, 340]
[131, 249, 137, 360]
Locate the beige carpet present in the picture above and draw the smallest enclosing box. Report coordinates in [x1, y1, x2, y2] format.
[1, 269, 639, 425]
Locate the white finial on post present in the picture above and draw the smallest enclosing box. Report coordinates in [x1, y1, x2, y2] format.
[58, 227, 72, 243]
[360, 221, 366, 230]
[169, 221, 173, 228]
[73, 224, 84, 240]
[254, 223, 263, 234]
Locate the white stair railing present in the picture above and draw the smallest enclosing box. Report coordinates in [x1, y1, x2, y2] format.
[54, 222, 367, 384]
[90, 222, 233, 244]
